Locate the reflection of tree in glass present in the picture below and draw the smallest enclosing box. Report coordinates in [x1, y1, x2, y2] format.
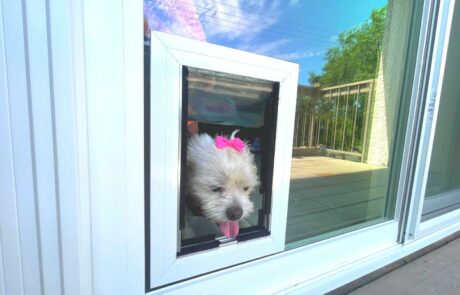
[334, 96, 348, 150]
[316, 98, 335, 148]
[353, 93, 367, 153]
[299, 6, 386, 153]
[310, 6, 386, 87]
[343, 95, 355, 151]
[295, 95, 315, 147]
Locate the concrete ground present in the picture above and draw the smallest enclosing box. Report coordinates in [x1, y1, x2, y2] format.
[348, 237, 460, 295]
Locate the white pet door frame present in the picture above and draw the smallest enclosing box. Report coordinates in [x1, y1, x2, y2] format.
[147, 31, 298, 289]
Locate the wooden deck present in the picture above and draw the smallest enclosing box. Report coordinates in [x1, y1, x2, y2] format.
[286, 156, 389, 246]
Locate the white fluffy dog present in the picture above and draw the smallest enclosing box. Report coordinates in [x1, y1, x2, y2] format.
[185, 130, 258, 238]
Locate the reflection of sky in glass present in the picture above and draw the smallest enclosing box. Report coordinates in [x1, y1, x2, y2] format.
[144, 0, 386, 85]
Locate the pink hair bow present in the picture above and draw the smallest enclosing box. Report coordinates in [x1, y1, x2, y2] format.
[215, 136, 245, 152]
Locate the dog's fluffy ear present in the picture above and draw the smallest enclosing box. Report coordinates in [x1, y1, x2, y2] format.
[187, 133, 217, 164]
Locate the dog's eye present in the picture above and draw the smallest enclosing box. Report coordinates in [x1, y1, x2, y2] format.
[243, 187, 249, 191]
[211, 187, 223, 193]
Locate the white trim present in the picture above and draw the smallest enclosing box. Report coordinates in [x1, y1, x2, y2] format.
[72, 0, 145, 294]
[423, 189, 460, 216]
[406, 0, 457, 240]
[147, 221, 398, 294]
[70, 0, 93, 293]
[1, 0, 43, 292]
[149, 31, 299, 288]
[168, 49, 290, 82]
[0, 2, 24, 291]
[85, 0, 128, 289]
[123, 0, 145, 293]
[152, 31, 296, 73]
[24, 0, 63, 289]
[2, 0, 90, 293]
[144, 218, 460, 294]
[282, 218, 460, 295]
[394, 0, 436, 227]
[419, 207, 460, 236]
[0, 237, 6, 295]
[47, 0, 85, 293]
[401, 0, 439, 241]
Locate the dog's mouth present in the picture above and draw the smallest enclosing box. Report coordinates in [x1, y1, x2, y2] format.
[218, 221, 239, 238]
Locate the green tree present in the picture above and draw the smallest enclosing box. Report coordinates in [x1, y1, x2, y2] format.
[296, 95, 318, 115]
[308, 71, 322, 88]
[313, 6, 387, 87]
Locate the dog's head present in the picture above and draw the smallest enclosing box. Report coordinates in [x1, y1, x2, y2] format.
[187, 131, 258, 238]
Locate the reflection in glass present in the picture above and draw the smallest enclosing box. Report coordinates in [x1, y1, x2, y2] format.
[354, 93, 367, 154]
[143, 0, 422, 250]
[287, 0, 420, 248]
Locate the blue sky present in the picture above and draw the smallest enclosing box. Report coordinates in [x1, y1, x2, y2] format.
[145, 0, 387, 85]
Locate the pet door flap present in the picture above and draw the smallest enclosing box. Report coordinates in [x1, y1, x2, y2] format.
[187, 67, 276, 128]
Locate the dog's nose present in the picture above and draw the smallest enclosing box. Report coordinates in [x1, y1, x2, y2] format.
[226, 206, 243, 221]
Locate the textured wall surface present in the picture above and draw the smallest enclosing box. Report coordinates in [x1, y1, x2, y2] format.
[366, 0, 413, 167]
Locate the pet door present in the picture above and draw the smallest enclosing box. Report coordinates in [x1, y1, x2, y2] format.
[178, 67, 279, 255]
[147, 31, 298, 289]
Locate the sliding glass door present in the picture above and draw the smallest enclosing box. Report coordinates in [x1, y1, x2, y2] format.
[422, 0, 460, 221]
[286, 0, 423, 248]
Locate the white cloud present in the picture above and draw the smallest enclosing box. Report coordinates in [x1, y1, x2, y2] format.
[238, 39, 291, 55]
[194, 0, 281, 40]
[236, 39, 324, 62]
[274, 50, 323, 60]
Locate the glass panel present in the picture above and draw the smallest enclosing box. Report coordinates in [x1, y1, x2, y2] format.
[187, 67, 274, 128]
[286, 1, 420, 248]
[422, 1, 460, 221]
[144, 0, 423, 250]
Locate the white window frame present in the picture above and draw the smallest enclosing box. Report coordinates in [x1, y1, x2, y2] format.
[148, 31, 299, 288]
[404, 0, 458, 241]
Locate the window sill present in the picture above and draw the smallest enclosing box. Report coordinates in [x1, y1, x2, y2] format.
[148, 217, 460, 294]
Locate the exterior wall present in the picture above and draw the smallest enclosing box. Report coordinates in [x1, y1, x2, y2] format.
[0, 0, 82, 294]
[366, 0, 413, 166]
[367, 55, 388, 166]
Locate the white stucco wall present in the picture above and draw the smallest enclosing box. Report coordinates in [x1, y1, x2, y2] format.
[366, 0, 413, 166]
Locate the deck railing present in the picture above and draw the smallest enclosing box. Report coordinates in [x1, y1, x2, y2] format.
[293, 80, 374, 161]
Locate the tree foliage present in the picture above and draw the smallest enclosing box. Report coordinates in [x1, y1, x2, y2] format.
[308, 71, 322, 87]
[315, 6, 387, 87]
